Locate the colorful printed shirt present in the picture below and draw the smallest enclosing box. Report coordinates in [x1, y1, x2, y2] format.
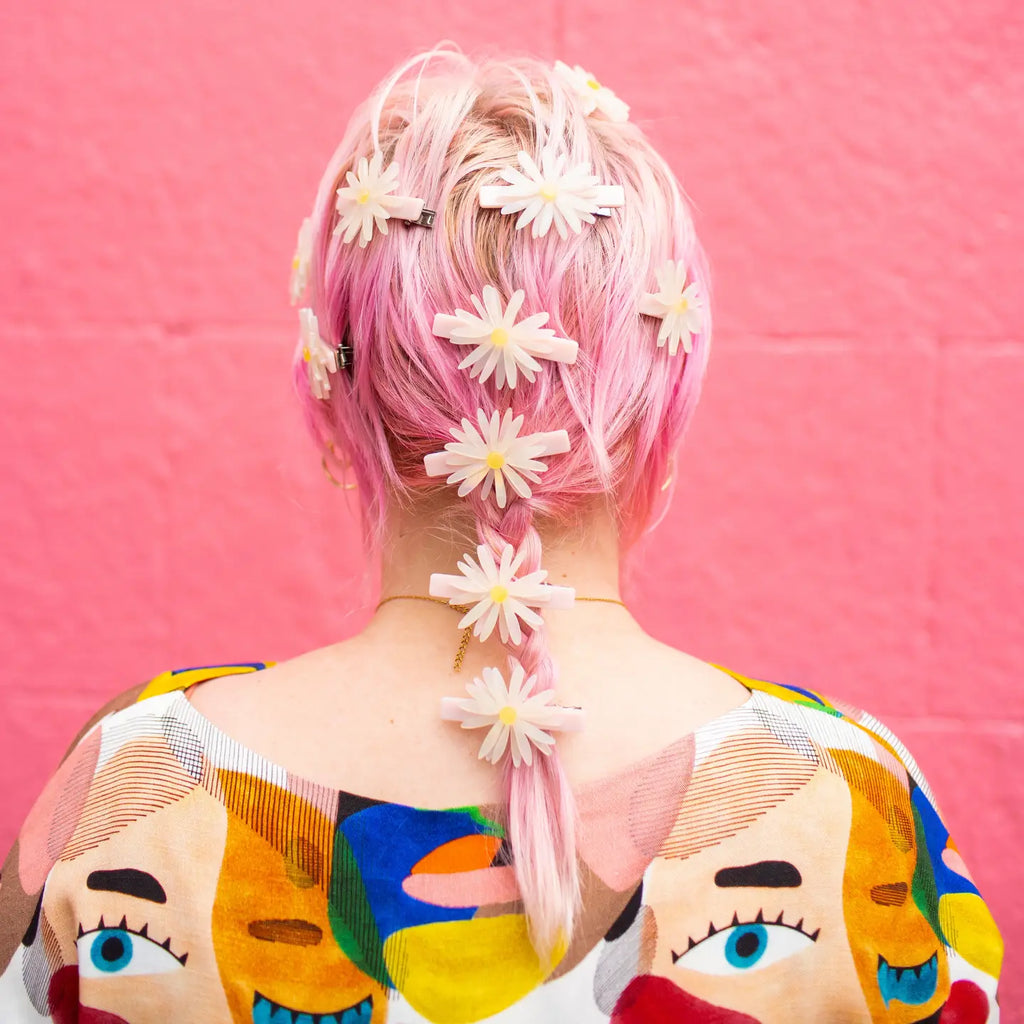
[0, 662, 1003, 1023]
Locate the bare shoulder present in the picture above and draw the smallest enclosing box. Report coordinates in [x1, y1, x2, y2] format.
[187, 627, 748, 788]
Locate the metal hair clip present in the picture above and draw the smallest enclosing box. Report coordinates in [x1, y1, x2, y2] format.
[335, 326, 354, 371]
[405, 207, 436, 229]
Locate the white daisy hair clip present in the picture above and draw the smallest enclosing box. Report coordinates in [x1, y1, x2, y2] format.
[478, 145, 625, 240]
[424, 409, 571, 508]
[553, 61, 630, 123]
[433, 286, 578, 390]
[289, 217, 314, 306]
[639, 260, 705, 356]
[430, 541, 575, 645]
[441, 661, 585, 767]
[334, 153, 435, 248]
[299, 308, 338, 399]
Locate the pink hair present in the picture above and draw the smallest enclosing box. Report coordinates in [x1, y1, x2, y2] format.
[292, 48, 710, 955]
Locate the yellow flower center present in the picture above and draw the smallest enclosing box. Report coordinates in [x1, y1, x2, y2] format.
[291, 255, 301, 270]
[357, 188, 372, 205]
[539, 184, 559, 202]
[489, 584, 509, 604]
[302, 346, 311, 362]
[587, 77, 602, 91]
[490, 327, 509, 348]
[499, 706, 518, 725]
[486, 451, 506, 470]
[672, 297, 690, 314]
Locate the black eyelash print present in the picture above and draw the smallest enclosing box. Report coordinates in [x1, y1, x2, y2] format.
[77, 915, 189, 966]
[670, 908, 820, 963]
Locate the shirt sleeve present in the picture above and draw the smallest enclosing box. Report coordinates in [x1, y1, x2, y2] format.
[839, 702, 1004, 1016]
[0, 684, 146, 1019]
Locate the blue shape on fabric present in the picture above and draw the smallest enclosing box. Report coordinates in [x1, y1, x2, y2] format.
[725, 924, 768, 968]
[251, 994, 373, 1024]
[89, 930, 133, 972]
[173, 661, 269, 674]
[337, 803, 499, 940]
[877, 952, 938, 1007]
[769, 681, 826, 705]
[911, 786, 980, 899]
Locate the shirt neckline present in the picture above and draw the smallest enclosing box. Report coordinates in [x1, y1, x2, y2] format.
[165, 666, 761, 813]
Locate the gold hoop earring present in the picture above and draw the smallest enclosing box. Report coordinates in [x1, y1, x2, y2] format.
[321, 445, 358, 490]
[661, 454, 676, 492]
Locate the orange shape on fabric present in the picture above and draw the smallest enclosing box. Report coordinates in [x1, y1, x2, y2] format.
[410, 834, 503, 875]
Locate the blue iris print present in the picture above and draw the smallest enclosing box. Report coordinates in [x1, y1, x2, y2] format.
[90, 928, 132, 972]
[76, 918, 186, 978]
[725, 923, 769, 968]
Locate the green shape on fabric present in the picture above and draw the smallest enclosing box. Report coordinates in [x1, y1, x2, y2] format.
[910, 799, 943, 940]
[796, 699, 843, 718]
[452, 804, 505, 836]
[327, 829, 391, 987]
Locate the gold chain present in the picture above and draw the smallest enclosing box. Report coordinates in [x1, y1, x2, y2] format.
[375, 594, 627, 673]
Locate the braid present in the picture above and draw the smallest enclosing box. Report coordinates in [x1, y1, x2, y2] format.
[471, 493, 580, 958]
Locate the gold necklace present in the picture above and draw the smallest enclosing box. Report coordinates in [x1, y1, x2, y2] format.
[375, 594, 628, 672]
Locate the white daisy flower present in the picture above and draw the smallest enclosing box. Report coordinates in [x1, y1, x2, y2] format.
[333, 153, 426, 248]
[298, 307, 337, 399]
[423, 409, 570, 508]
[441, 661, 585, 767]
[478, 146, 625, 240]
[433, 286, 578, 390]
[430, 541, 576, 645]
[639, 260, 705, 356]
[289, 217, 314, 306]
[554, 61, 630, 123]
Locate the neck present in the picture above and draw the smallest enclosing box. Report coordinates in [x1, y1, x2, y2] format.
[360, 497, 645, 690]
[378, 498, 624, 602]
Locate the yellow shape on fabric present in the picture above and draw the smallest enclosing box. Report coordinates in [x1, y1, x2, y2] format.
[490, 327, 509, 348]
[384, 916, 552, 1023]
[136, 663, 272, 702]
[713, 665, 833, 710]
[499, 706, 517, 725]
[490, 584, 509, 604]
[486, 451, 506, 469]
[938, 892, 1004, 978]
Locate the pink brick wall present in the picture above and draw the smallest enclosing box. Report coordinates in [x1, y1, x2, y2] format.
[2, 0, 1020, 1006]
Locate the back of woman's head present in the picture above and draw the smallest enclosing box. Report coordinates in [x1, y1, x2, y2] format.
[291, 47, 709, 958]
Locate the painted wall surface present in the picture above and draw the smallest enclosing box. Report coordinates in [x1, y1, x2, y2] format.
[1, 0, 1020, 1007]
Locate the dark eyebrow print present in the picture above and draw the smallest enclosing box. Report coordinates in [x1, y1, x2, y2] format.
[86, 869, 167, 904]
[714, 861, 802, 888]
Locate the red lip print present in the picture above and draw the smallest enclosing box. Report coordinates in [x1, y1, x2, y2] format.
[612, 974, 763, 1024]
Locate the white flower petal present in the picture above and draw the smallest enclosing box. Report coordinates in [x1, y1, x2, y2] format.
[425, 412, 570, 506]
[640, 260, 705, 357]
[434, 288, 577, 391]
[479, 145, 623, 238]
[289, 217, 314, 306]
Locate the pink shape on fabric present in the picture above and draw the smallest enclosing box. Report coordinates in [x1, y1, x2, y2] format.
[18, 729, 101, 892]
[401, 865, 519, 908]
[575, 736, 694, 891]
[941, 845, 977, 886]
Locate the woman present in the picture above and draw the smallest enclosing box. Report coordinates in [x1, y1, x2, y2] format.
[0, 50, 1002, 1022]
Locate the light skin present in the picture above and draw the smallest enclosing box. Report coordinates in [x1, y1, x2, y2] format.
[186, 494, 751, 809]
